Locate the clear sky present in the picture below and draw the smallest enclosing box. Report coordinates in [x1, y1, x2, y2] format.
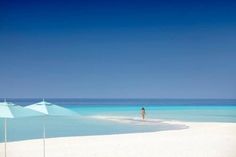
[0, 0, 236, 98]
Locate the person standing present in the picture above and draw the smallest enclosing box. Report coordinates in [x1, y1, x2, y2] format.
[140, 107, 146, 120]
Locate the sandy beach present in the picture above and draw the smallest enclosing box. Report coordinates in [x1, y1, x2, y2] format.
[1, 121, 236, 157]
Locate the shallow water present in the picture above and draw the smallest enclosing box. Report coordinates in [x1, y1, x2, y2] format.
[0, 99, 236, 142]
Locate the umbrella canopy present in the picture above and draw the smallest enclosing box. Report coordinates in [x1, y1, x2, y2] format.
[25, 100, 77, 116]
[0, 102, 43, 118]
[0, 101, 44, 157]
[25, 100, 77, 157]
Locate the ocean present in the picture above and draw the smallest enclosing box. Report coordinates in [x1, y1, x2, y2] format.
[0, 98, 236, 142]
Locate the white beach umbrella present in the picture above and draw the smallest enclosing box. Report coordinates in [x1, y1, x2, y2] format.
[0, 100, 43, 157]
[25, 100, 77, 157]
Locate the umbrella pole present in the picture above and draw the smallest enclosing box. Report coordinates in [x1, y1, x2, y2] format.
[43, 117, 46, 157]
[4, 118, 7, 157]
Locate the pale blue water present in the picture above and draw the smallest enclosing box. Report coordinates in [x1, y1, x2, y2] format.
[0, 99, 236, 142]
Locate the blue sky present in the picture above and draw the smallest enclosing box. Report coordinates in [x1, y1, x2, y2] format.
[0, 0, 236, 98]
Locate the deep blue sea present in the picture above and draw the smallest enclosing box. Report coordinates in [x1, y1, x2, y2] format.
[0, 99, 236, 142]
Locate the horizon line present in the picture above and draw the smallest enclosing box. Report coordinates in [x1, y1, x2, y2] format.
[1, 98, 236, 100]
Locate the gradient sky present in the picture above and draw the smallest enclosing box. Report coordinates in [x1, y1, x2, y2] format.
[0, 0, 236, 98]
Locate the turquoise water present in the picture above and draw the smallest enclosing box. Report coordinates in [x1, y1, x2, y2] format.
[0, 99, 236, 142]
[72, 105, 236, 122]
